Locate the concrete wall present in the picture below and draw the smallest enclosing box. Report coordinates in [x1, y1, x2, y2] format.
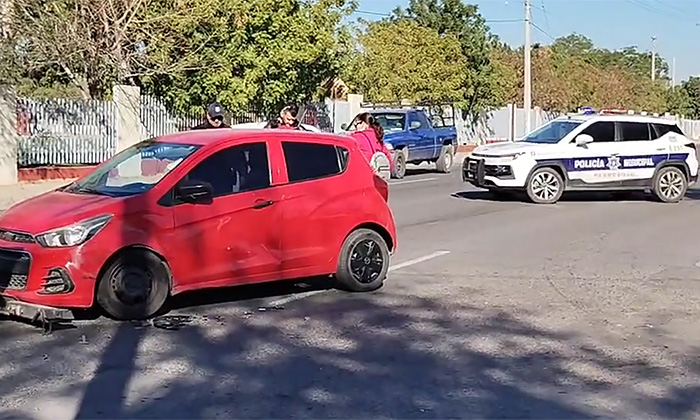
[0, 86, 18, 185]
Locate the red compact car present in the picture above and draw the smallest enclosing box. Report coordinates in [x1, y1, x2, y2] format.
[0, 129, 397, 321]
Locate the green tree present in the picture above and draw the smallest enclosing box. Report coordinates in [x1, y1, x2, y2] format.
[670, 77, 700, 119]
[1, 0, 355, 114]
[1, 0, 213, 99]
[392, 0, 500, 116]
[141, 0, 355, 115]
[345, 19, 465, 104]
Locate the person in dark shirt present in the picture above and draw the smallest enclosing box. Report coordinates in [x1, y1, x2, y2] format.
[192, 103, 230, 129]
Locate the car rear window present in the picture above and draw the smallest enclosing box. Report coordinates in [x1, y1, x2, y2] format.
[282, 141, 347, 183]
[652, 123, 684, 138]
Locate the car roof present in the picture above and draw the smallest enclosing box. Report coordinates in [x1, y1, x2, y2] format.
[368, 108, 412, 114]
[152, 128, 356, 148]
[557, 114, 680, 125]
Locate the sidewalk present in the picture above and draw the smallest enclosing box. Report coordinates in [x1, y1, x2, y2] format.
[0, 179, 74, 212]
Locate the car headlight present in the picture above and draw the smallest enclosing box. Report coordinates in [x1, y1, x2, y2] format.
[36, 214, 113, 248]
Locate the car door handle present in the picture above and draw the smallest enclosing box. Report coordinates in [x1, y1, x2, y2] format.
[252, 200, 274, 209]
[656, 147, 666, 151]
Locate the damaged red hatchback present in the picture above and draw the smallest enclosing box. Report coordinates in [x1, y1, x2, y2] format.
[0, 129, 396, 321]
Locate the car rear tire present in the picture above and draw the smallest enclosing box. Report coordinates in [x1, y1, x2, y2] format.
[652, 166, 687, 203]
[392, 152, 406, 179]
[335, 229, 390, 292]
[96, 249, 170, 321]
[526, 167, 564, 204]
[435, 144, 454, 173]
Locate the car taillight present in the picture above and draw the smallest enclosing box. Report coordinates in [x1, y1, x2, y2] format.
[373, 174, 389, 201]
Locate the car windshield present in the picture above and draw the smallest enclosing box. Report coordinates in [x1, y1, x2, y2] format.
[520, 120, 583, 144]
[64, 140, 200, 197]
[370, 113, 407, 133]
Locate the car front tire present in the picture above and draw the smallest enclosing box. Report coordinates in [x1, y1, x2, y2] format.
[526, 167, 564, 204]
[335, 229, 390, 292]
[96, 249, 170, 321]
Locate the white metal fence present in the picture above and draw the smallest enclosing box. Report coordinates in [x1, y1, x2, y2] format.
[16, 97, 116, 167]
[140, 95, 204, 140]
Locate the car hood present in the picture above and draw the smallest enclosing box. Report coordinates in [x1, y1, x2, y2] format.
[472, 141, 552, 156]
[0, 190, 120, 234]
[383, 131, 406, 144]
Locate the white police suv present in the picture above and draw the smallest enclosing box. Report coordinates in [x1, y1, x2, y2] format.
[462, 110, 699, 204]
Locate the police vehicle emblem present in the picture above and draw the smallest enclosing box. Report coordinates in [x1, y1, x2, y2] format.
[606, 155, 621, 171]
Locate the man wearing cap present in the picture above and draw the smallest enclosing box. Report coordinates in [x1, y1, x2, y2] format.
[192, 103, 230, 129]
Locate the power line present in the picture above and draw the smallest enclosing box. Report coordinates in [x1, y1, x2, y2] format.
[352, 9, 524, 24]
[625, 0, 699, 25]
[531, 21, 556, 42]
[539, 0, 551, 34]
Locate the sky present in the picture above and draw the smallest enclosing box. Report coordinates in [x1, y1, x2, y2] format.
[354, 0, 700, 83]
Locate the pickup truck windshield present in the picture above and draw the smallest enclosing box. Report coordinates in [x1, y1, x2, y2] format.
[370, 113, 407, 133]
[64, 141, 200, 197]
[521, 120, 582, 144]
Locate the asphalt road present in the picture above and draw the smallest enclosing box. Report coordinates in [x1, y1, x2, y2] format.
[3, 164, 700, 419]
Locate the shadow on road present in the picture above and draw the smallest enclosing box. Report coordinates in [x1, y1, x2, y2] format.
[452, 189, 700, 204]
[2, 292, 699, 418]
[166, 276, 333, 312]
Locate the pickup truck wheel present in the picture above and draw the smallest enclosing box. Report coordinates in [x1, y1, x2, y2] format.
[435, 145, 454, 173]
[392, 152, 406, 179]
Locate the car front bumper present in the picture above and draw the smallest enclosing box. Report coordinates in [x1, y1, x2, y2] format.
[0, 295, 74, 322]
[0, 239, 103, 313]
[462, 155, 530, 188]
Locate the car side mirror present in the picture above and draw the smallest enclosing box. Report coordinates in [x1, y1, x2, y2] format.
[176, 179, 214, 205]
[410, 121, 421, 130]
[340, 123, 348, 131]
[575, 134, 594, 146]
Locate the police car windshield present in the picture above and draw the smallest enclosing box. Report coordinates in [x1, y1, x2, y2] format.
[521, 120, 582, 144]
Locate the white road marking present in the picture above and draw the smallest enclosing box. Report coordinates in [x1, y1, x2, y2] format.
[266, 250, 451, 307]
[389, 177, 437, 186]
[388, 250, 451, 272]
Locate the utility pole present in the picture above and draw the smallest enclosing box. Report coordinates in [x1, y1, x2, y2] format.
[672, 57, 676, 86]
[651, 36, 656, 81]
[524, 0, 532, 133]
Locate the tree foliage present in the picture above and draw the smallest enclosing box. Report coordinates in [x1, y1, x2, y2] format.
[1, 0, 355, 114]
[492, 34, 680, 114]
[391, 0, 501, 116]
[345, 19, 465, 104]
[2, 0, 699, 119]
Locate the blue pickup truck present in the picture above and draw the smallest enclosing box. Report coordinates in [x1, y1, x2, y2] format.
[344, 108, 458, 179]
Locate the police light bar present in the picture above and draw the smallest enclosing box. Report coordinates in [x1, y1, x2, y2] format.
[600, 108, 634, 115]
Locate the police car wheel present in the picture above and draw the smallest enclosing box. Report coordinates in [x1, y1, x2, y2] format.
[526, 167, 564, 204]
[653, 166, 687, 203]
[335, 228, 390, 292]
